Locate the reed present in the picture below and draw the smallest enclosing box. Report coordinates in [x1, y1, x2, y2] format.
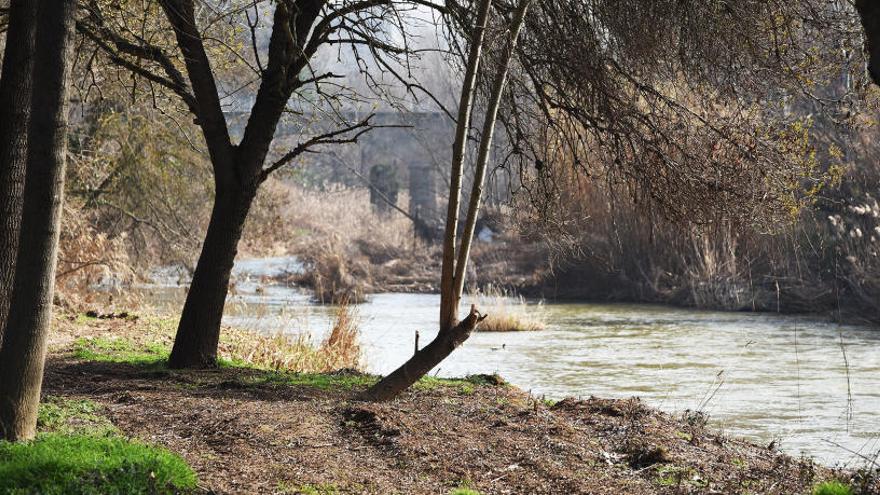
[471, 285, 545, 332]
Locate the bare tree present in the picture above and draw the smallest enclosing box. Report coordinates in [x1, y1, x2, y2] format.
[75, 0, 444, 368]
[0, 0, 37, 347]
[0, 0, 77, 441]
[364, 0, 531, 401]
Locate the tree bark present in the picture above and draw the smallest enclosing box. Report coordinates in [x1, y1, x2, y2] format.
[0, 0, 76, 441]
[362, 305, 486, 401]
[856, 0, 880, 85]
[167, 185, 256, 368]
[0, 0, 38, 346]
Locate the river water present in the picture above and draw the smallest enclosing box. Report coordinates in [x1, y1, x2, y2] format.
[142, 257, 880, 467]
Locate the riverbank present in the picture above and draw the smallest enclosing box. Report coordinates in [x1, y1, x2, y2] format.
[6, 313, 872, 494]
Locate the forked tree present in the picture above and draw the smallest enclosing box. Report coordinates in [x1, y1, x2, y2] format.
[364, 0, 531, 401]
[365, 0, 865, 400]
[75, 0, 443, 368]
[0, 0, 77, 441]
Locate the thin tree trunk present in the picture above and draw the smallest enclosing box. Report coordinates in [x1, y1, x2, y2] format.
[167, 185, 256, 368]
[453, 0, 531, 299]
[0, 0, 76, 441]
[438, 0, 494, 333]
[363, 0, 531, 401]
[0, 0, 38, 346]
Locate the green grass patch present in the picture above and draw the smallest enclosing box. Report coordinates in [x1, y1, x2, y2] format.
[277, 482, 340, 495]
[0, 433, 197, 495]
[813, 480, 853, 495]
[245, 371, 378, 390]
[71, 337, 168, 367]
[38, 397, 116, 436]
[449, 481, 482, 495]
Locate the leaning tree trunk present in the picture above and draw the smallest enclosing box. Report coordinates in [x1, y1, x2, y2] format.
[0, 0, 76, 441]
[0, 0, 38, 346]
[167, 183, 256, 368]
[365, 305, 486, 401]
[363, 0, 531, 401]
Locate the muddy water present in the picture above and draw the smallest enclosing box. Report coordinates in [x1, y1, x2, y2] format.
[142, 257, 880, 466]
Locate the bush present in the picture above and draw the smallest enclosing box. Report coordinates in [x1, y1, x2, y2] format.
[0, 434, 197, 495]
[812, 480, 854, 495]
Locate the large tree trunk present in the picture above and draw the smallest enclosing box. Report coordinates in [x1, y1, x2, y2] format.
[167, 184, 256, 368]
[0, 0, 76, 441]
[0, 0, 38, 346]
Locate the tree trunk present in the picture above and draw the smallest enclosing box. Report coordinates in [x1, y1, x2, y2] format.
[364, 0, 531, 402]
[0, 0, 38, 346]
[167, 184, 256, 368]
[0, 0, 76, 441]
[856, 0, 880, 85]
[362, 306, 486, 401]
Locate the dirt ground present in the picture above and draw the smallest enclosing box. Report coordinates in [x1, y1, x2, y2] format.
[40, 319, 876, 495]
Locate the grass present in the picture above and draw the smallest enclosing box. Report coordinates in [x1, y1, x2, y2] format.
[0, 434, 198, 495]
[68, 305, 362, 374]
[72, 337, 168, 366]
[0, 393, 198, 494]
[245, 371, 502, 395]
[37, 397, 116, 436]
[813, 480, 853, 495]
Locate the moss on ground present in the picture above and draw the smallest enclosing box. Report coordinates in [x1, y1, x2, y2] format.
[37, 397, 116, 436]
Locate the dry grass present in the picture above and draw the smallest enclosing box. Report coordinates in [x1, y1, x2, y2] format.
[471, 285, 546, 332]
[216, 300, 363, 372]
[53, 301, 363, 374]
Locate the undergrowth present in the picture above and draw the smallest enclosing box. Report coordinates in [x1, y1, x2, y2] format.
[813, 480, 854, 495]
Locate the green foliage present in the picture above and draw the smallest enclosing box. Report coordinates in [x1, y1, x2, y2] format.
[812, 480, 853, 495]
[449, 482, 482, 495]
[0, 434, 197, 495]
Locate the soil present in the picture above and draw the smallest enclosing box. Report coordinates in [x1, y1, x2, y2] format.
[40, 320, 877, 495]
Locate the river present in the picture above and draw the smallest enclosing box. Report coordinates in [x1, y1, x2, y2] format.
[141, 256, 880, 467]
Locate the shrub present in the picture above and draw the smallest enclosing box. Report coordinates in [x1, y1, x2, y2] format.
[812, 480, 853, 495]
